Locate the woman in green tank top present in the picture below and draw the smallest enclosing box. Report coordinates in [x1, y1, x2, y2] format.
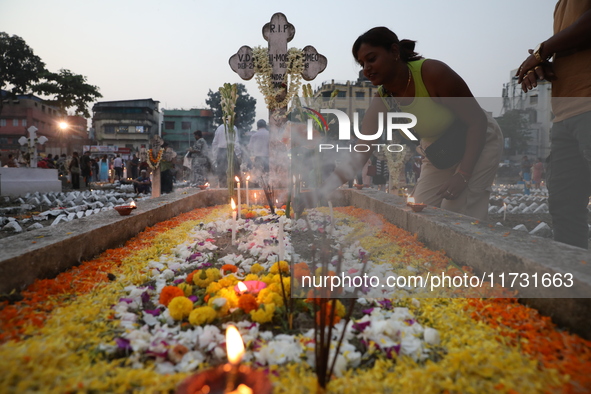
[346, 27, 502, 220]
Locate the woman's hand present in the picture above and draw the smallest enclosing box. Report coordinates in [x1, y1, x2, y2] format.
[436, 173, 469, 200]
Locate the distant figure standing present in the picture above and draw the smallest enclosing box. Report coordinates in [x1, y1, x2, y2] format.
[129, 154, 140, 179]
[521, 155, 532, 182]
[113, 154, 123, 180]
[80, 151, 92, 187]
[69, 152, 81, 190]
[188, 130, 211, 185]
[99, 155, 110, 182]
[160, 143, 176, 194]
[248, 119, 270, 179]
[532, 158, 545, 189]
[211, 124, 241, 187]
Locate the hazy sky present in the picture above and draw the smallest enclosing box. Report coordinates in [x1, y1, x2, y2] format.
[2, 0, 557, 123]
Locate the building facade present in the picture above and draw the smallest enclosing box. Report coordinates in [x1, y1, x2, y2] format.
[0, 90, 89, 157]
[501, 70, 553, 160]
[92, 99, 161, 153]
[313, 72, 379, 120]
[162, 108, 214, 152]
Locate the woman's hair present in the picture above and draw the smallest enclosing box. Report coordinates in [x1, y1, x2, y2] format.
[352, 27, 421, 63]
[194, 130, 203, 138]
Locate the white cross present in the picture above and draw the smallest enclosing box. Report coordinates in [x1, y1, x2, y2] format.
[229, 12, 327, 92]
[18, 126, 48, 167]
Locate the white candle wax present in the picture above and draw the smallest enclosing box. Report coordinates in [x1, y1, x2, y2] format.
[235, 176, 241, 219]
[246, 175, 250, 207]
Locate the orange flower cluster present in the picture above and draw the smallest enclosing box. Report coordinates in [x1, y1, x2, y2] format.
[315, 302, 341, 327]
[293, 262, 311, 281]
[0, 207, 216, 344]
[221, 264, 238, 275]
[159, 286, 185, 307]
[467, 298, 591, 393]
[238, 293, 258, 313]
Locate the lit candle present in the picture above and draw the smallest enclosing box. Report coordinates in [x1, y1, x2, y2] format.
[235, 176, 241, 219]
[245, 175, 250, 207]
[227, 384, 253, 394]
[236, 281, 248, 295]
[254, 192, 257, 205]
[231, 198, 237, 244]
[130, 200, 136, 208]
[225, 325, 245, 393]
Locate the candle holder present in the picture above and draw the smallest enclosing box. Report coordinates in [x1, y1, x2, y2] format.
[197, 185, 208, 190]
[176, 364, 272, 394]
[407, 202, 427, 213]
[114, 205, 137, 216]
[354, 184, 364, 190]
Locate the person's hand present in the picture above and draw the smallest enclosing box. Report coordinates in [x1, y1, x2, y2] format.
[516, 51, 556, 92]
[436, 173, 469, 201]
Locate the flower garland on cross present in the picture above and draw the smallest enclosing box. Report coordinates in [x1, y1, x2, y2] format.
[147, 147, 164, 170]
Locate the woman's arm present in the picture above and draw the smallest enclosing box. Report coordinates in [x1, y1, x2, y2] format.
[421, 60, 488, 197]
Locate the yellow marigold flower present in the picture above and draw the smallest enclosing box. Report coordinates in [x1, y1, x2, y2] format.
[250, 264, 264, 274]
[268, 277, 291, 294]
[250, 303, 275, 324]
[335, 300, 346, 318]
[206, 281, 222, 295]
[270, 261, 289, 274]
[168, 296, 194, 321]
[177, 283, 193, 297]
[244, 273, 260, 281]
[261, 273, 277, 285]
[218, 275, 239, 289]
[193, 268, 221, 288]
[257, 288, 284, 307]
[189, 306, 217, 326]
[276, 210, 285, 216]
[207, 296, 230, 316]
[217, 288, 239, 308]
[257, 209, 267, 216]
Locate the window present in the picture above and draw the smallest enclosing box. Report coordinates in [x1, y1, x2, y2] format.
[356, 91, 365, 100]
[165, 121, 175, 130]
[104, 125, 115, 134]
[135, 126, 145, 133]
[115, 126, 129, 133]
[22, 119, 27, 127]
[12, 119, 18, 126]
[181, 121, 191, 130]
[0, 119, 6, 127]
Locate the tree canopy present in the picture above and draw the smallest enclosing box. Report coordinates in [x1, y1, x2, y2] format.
[0, 32, 101, 118]
[34, 69, 102, 118]
[495, 109, 532, 156]
[0, 32, 46, 115]
[206, 83, 256, 132]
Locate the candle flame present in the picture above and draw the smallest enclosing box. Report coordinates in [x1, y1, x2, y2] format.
[205, 182, 209, 187]
[246, 175, 250, 181]
[130, 201, 136, 208]
[235, 176, 240, 182]
[231, 198, 236, 210]
[227, 384, 253, 394]
[275, 199, 278, 204]
[237, 282, 248, 293]
[226, 325, 244, 365]
[407, 196, 415, 204]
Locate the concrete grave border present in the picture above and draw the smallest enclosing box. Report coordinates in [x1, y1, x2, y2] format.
[1, 188, 590, 339]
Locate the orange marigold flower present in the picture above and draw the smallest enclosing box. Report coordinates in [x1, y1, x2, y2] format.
[221, 264, 238, 275]
[238, 293, 258, 314]
[159, 286, 185, 306]
[315, 302, 341, 327]
[186, 270, 199, 284]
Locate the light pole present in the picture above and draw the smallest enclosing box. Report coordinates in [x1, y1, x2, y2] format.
[59, 121, 70, 155]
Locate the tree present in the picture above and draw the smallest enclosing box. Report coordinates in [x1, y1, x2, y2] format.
[495, 109, 532, 156]
[34, 69, 102, 118]
[206, 83, 256, 132]
[0, 32, 46, 116]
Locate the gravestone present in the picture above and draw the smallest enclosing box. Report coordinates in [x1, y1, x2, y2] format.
[150, 136, 163, 198]
[18, 126, 48, 168]
[229, 12, 327, 187]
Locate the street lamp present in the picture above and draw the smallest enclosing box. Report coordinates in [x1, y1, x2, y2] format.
[58, 121, 71, 155]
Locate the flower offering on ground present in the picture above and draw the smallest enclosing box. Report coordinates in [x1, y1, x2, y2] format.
[1, 204, 590, 393]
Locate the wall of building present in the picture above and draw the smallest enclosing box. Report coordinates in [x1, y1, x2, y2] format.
[162, 108, 214, 152]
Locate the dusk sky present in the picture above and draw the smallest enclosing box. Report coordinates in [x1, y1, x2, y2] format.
[2, 0, 557, 125]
